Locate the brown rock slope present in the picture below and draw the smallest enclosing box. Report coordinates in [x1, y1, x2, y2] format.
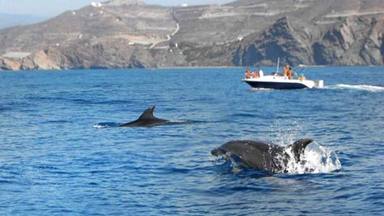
[0, 0, 384, 70]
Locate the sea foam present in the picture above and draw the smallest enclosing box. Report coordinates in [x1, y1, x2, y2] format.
[329, 84, 384, 92]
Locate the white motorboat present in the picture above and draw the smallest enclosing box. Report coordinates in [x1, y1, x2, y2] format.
[242, 59, 324, 89]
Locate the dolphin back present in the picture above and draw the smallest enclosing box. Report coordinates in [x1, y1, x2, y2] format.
[120, 106, 169, 127]
[211, 140, 276, 171]
[289, 138, 313, 162]
[137, 106, 156, 120]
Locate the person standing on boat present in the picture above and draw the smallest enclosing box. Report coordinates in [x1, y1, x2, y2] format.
[283, 64, 294, 79]
[283, 65, 289, 77]
[245, 67, 252, 79]
[252, 70, 260, 78]
[287, 66, 294, 80]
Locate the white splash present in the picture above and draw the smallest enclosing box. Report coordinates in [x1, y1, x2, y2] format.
[329, 84, 384, 92]
[250, 88, 273, 92]
[268, 122, 341, 174]
[91, 2, 103, 7]
[283, 142, 342, 174]
[93, 124, 105, 129]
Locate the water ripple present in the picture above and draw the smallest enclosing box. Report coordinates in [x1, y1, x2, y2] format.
[0, 67, 383, 215]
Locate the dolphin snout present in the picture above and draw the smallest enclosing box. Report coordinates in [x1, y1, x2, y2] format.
[211, 148, 226, 156]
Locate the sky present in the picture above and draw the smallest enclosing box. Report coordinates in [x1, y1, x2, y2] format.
[0, 0, 233, 16]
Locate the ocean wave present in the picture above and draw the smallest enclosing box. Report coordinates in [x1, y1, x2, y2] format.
[328, 84, 384, 92]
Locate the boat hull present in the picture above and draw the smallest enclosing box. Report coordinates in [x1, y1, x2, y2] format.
[244, 80, 309, 89]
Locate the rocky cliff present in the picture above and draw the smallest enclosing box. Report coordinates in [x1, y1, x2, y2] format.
[1, 0, 384, 70]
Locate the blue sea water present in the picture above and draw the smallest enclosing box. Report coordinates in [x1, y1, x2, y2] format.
[0, 67, 383, 215]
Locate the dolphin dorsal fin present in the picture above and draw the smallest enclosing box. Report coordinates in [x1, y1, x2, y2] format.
[138, 106, 156, 120]
[289, 138, 313, 162]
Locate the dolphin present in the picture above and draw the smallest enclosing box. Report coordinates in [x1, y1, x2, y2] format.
[119, 106, 169, 127]
[211, 138, 313, 174]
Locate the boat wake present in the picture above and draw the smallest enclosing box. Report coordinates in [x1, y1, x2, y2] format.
[328, 84, 384, 92]
[250, 88, 273, 92]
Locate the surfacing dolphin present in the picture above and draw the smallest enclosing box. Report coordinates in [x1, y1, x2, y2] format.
[120, 106, 169, 127]
[211, 138, 313, 174]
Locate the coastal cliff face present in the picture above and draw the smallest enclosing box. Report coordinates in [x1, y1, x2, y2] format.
[1, 0, 384, 70]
